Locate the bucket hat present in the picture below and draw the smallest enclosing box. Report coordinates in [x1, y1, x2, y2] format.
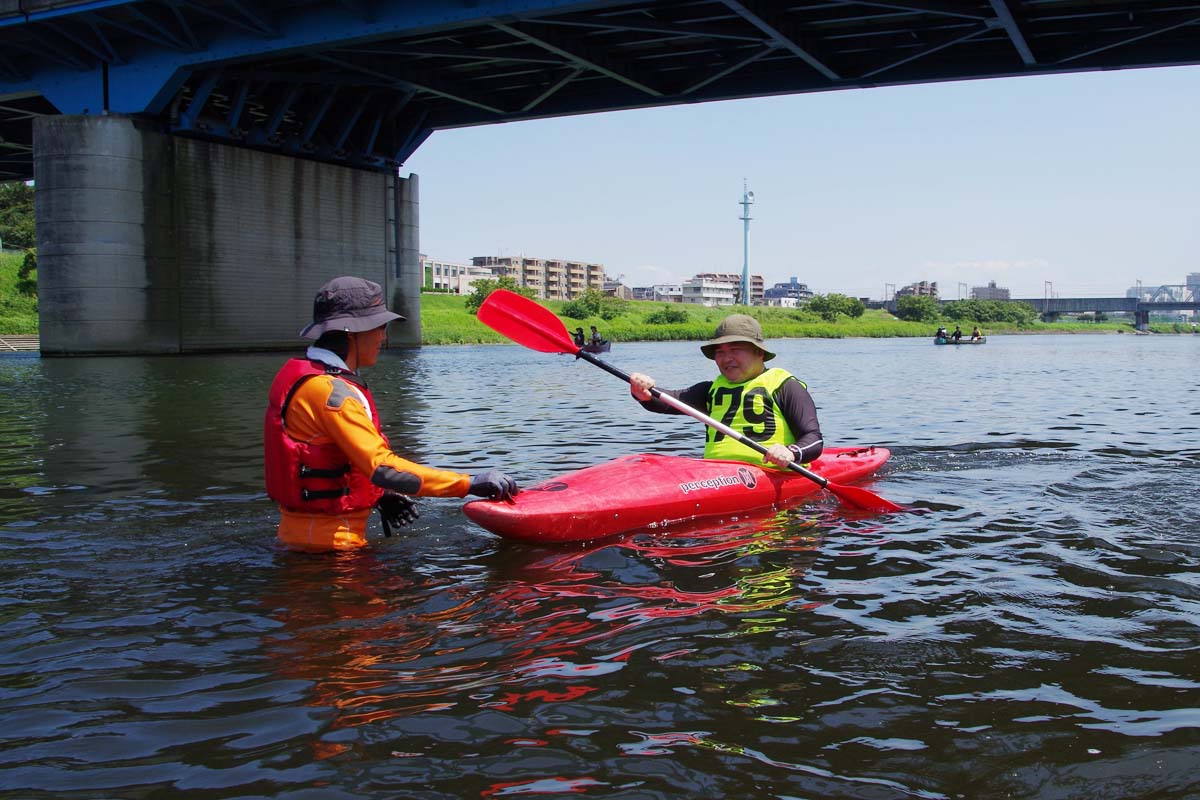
[299, 276, 404, 339]
[700, 314, 775, 361]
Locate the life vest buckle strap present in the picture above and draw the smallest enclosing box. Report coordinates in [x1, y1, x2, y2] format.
[300, 463, 352, 479]
[301, 487, 352, 500]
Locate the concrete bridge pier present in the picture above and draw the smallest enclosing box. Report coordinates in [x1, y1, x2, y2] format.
[34, 114, 421, 355]
[1135, 309, 1150, 330]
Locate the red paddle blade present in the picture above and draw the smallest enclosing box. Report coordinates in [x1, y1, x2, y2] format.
[827, 481, 906, 514]
[477, 289, 579, 354]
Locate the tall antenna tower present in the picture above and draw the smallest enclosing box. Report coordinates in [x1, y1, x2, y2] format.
[739, 180, 755, 306]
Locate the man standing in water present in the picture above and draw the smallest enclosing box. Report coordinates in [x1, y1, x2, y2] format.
[627, 315, 823, 470]
[264, 276, 518, 552]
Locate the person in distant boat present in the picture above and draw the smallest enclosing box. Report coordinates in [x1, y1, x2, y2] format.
[971, 325, 982, 341]
[952, 325, 962, 342]
[264, 276, 518, 552]
[936, 326, 948, 340]
[573, 327, 586, 347]
[628, 315, 822, 470]
[590, 325, 603, 346]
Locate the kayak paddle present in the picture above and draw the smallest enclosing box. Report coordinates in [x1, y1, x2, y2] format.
[477, 289, 905, 514]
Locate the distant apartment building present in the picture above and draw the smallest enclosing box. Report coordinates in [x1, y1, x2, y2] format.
[764, 277, 814, 303]
[632, 284, 684, 302]
[692, 271, 764, 305]
[603, 279, 634, 300]
[896, 280, 938, 298]
[682, 276, 740, 306]
[971, 280, 1010, 300]
[471, 255, 606, 301]
[422, 256, 493, 294]
[763, 296, 800, 308]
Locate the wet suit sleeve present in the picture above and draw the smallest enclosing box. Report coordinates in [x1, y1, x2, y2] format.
[637, 381, 713, 415]
[288, 375, 472, 497]
[774, 377, 823, 463]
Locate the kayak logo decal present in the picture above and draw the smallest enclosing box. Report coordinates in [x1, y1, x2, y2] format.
[529, 481, 569, 492]
[737, 467, 757, 489]
[678, 468, 756, 495]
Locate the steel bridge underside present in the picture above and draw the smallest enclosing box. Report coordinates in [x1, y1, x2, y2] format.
[2, 0, 1200, 181]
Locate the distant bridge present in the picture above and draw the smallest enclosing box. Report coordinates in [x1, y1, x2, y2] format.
[893, 289, 1200, 329]
[1011, 297, 1198, 328]
[1014, 297, 1200, 328]
[871, 289, 1200, 328]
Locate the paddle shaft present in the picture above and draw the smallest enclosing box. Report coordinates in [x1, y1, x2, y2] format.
[575, 350, 830, 488]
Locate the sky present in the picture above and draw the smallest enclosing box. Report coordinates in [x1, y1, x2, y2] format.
[402, 65, 1200, 301]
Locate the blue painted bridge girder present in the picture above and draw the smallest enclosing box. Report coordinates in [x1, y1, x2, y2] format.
[3, 0, 1200, 179]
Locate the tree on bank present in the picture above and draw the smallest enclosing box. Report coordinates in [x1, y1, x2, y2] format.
[807, 293, 865, 322]
[17, 249, 36, 297]
[942, 299, 1038, 325]
[464, 276, 536, 313]
[561, 288, 629, 321]
[0, 182, 35, 250]
[893, 295, 940, 323]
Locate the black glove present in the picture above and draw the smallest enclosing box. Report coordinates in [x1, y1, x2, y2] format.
[468, 469, 518, 501]
[376, 491, 419, 537]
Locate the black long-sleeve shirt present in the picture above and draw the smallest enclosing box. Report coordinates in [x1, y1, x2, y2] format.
[638, 375, 824, 463]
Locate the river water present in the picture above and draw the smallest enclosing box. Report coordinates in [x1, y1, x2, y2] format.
[1, 334, 1198, 799]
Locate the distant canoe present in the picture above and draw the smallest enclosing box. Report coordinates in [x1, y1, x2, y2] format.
[581, 340, 611, 353]
[935, 336, 986, 345]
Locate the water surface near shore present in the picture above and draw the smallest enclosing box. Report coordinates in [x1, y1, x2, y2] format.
[1, 334, 1198, 798]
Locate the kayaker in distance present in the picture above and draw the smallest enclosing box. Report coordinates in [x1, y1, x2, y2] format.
[971, 325, 982, 341]
[952, 325, 962, 342]
[590, 325, 603, 346]
[573, 327, 586, 347]
[628, 314, 823, 470]
[263, 276, 518, 552]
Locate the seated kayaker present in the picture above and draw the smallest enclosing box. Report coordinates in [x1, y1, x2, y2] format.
[590, 325, 603, 346]
[628, 314, 823, 470]
[971, 325, 982, 341]
[573, 327, 586, 346]
[936, 326, 948, 340]
[264, 276, 518, 552]
[952, 325, 962, 341]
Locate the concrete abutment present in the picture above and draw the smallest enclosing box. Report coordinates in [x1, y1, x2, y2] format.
[34, 114, 421, 355]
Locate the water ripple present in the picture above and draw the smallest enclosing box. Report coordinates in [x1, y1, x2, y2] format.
[2, 337, 1200, 798]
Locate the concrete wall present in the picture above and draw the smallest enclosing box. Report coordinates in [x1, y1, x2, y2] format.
[35, 115, 179, 354]
[34, 114, 417, 355]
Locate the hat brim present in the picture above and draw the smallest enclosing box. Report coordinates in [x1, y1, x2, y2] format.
[701, 334, 776, 362]
[300, 309, 404, 339]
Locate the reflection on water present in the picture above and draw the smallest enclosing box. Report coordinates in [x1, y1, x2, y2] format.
[1, 335, 1199, 798]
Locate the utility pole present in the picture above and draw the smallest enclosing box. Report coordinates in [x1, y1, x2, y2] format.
[740, 180, 754, 306]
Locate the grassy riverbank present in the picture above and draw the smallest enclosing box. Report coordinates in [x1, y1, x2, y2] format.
[0, 251, 37, 335]
[419, 292, 1150, 344]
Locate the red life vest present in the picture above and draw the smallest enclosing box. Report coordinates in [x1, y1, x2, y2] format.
[264, 358, 386, 514]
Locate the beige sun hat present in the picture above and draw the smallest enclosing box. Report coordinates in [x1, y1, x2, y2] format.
[700, 314, 776, 361]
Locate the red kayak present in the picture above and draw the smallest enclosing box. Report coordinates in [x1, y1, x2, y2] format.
[464, 446, 891, 543]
